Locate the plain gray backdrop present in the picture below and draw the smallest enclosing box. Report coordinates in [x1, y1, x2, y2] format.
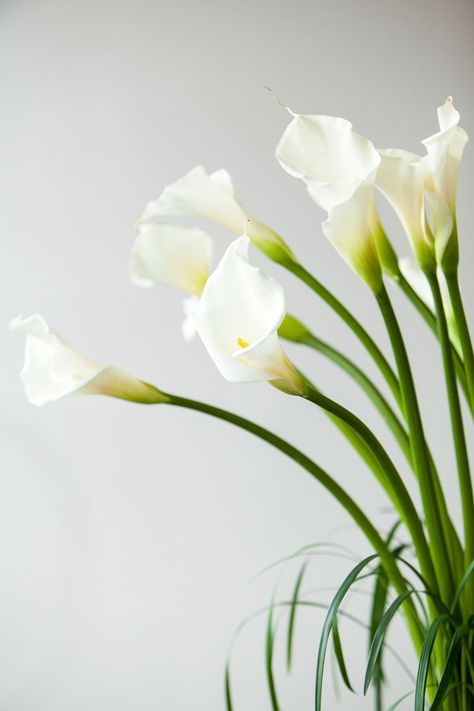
[1, 0, 473, 708]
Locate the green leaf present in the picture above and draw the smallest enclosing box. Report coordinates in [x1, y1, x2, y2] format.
[429, 616, 474, 710]
[450, 559, 474, 614]
[332, 618, 354, 692]
[315, 554, 378, 711]
[287, 561, 308, 672]
[265, 596, 281, 711]
[364, 590, 413, 694]
[414, 614, 450, 710]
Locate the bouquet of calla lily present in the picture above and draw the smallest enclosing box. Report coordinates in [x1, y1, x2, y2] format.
[11, 96, 473, 710]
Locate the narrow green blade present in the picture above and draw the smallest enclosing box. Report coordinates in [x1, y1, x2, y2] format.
[287, 560, 308, 672]
[414, 614, 450, 710]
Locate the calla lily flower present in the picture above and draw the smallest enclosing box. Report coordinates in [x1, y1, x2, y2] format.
[130, 222, 213, 296]
[398, 258, 461, 354]
[275, 107, 384, 290]
[275, 110, 381, 212]
[194, 235, 306, 395]
[138, 165, 294, 263]
[10, 314, 166, 406]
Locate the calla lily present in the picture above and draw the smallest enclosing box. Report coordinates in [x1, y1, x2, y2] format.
[322, 182, 383, 293]
[275, 107, 384, 289]
[275, 111, 381, 212]
[194, 235, 306, 395]
[398, 258, 461, 354]
[130, 222, 213, 296]
[376, 149, 435, 270]
[10, 314, 166, 406]
[138, 165, 294, 264]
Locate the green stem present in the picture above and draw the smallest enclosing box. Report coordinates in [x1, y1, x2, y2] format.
[445, 270, 474, 415]
[164, 392, 426, 651]
[397, 274, 470, 412]
[427, 273, 474, 582]
[302, 385, 438, 598]
[281, 260, 403, 411]
[376, 286, 454, 604]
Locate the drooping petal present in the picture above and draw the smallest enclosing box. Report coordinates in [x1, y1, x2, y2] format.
[130, 222, 213, 296]
[322, 183, 382, 293]
[139, 166, 246, 235]
[421, 97, 469, 212]
[194, 236, 302, 390]
[276, 113, 381, 211]
[10, 315, 165, 406]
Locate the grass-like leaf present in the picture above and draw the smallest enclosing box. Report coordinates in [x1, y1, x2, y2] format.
[286, 560, 308, 672]
[364, 590, 414, 694]
[225, 662, 234, 711]
[450, 559, 474, 614]
[414, 614, 450, 710]
[331, 618, 354, 692]
[314, 554, 378, 711]
[429, 616, 474, 710]
[265, 596, 281, 711]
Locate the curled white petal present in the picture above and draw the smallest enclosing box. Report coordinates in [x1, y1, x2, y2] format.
[322, 183, 382, 292]
[138, 166, 247, 235]
[421, 97, 468, 211]
[130, 222, 212, 296]
[194, 236, 297, 385]
[276, 113, 380, 211]
[10, 315, 163, 406]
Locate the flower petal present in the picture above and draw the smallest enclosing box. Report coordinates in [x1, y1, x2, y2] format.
[276, 113, 380, 211]
[130, 222, 213, 296]
[138, 165, 246, 234]
[10, 314, 165, 405]
[194, 236, 296, 384]
[322, 183, 382, 292]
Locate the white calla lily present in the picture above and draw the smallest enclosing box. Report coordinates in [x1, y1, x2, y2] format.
[376, 149, 435, 269]
[275, 111, 381, 211]
[322, 182, 383, 293]
[130, 222, 212, 296]
[10, 314, 166, 406]
[139, 165, 294, 264]
[422, 97, 468, 214]
[398, 258, 461, 354]
[194, 235, 306, 394]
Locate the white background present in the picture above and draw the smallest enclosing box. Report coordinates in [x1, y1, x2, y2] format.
[1, 0, 473, 708]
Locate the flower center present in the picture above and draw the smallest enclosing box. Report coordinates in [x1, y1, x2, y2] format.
[236, 337, 250, 349]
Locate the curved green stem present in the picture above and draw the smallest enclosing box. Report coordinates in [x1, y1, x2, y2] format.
[281, 259, 403, 411]
[164, 391, 426, 651]
[397, 274, 470, 412]
[445, 270, 474, 415]
[301, 385, 437, 597]
[427, 273, 474, 585]
[376, 286, 454, 604]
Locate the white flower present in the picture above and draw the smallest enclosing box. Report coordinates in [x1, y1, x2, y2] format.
[138, 165, 294, 263]
[275, 111, 381, 211]
[376, 149, 435, 269]
[322, 182, 382, 292]
[194, 236, 306, 394]
[275, 108, 383, 290]
[10, 314, 165, 406]
[130, 222, 213, 296]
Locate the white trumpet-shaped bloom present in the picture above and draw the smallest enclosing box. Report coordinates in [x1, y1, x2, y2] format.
[422, 98, 468, 214]
[194, 236, 305, 393]
[10, 315, 165, 406]
[130, 222, 213, 296]
[275, 112, 381, 211]
[138, 165, 294, 264]
[322, 182, 382, 292]
[139, 166, 246, 235]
